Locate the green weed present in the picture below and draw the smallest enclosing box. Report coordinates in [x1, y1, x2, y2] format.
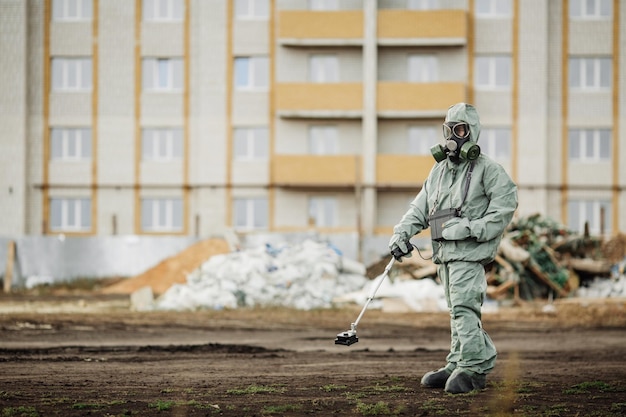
[148, 400, 176, 411]
[261, 404, 302, 414]
[1, 406, 39, 417]
[355, 400, 403, 416]
[563, 381, 616, 395]
[226, 384, 286, 395]
[320, 384, 347, 392]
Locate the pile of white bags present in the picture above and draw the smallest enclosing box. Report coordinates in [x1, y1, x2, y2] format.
[155, 239, 369, 311]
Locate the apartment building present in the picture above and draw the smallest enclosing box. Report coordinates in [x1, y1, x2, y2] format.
[0, 0, 623, 261]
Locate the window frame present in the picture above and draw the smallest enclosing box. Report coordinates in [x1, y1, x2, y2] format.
[308, 125, 338, 155]
[568, 199, 612, 235]
[475, 0, 512, 18]
[52, 0, 93, 21]
[568, 128, 611, 162]
[309, 0, 338, 11]
[141, 197, 184, 232]
[142, 57, 184, 92]
[234, 56, 269, 90]
[407, 126, 436, 155]
[49, 197, 91, 232]
[309, 54, 339, 83]
[233, 127, 269, 160]
[235, 0, 269, 19]
[50, 128, 92, 161]
[569, 0, 612, 19]
[407, 0, 439, 10]
[479, 128, 512, 160]
[569, 57, 612, 90]
[408, 55, 438, 83]
[142, 128, 184, 162]
[474, 55, 512, 90]
[51, 57, 92, 92]
[143, 0, 184, 21]
[233, 197, 268, 231]
[308, 196, 337, 228]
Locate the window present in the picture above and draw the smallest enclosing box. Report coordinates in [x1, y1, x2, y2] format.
[309, 197, 337, 227]
[50, 198, 91, 231]
[309, 0, 338, 10]
[408, 127, 436, 155]
[475, 55, 511, 89]
[309, 55, 339, 83]
[142, 58, 183, 91]
[408, 55, 438, 83]
[309, 126, 338, 155]
[407, 0, 438, 10]
[234, 198, 268, 230]
[568, 199, 611, 235]
[569, 57, 611, 90]
[479, 128, 511, 159]
[570, 0, 612, 18]
[51, 128, 91, 160]
[234, 56, 269, 90]
[143, 0, 183, 21]
[52, 0, 92, 20]
[475, 0, 512, 17]
[52, 58, 92, 91]
[234, 128, 268, 160]
[142, 128, 183, 161]
[569, 129, 611, 162]
[235, 0, 269, 19]
[141, 198, 183, 231]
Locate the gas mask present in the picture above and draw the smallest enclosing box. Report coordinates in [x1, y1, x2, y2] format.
[430, 122, 481, 163]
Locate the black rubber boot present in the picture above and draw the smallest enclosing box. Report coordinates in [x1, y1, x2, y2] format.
[444, 368, 486, 394]
[420, 367, 453, 388]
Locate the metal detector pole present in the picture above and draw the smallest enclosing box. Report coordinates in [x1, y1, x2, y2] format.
[350, 257, 396, 333]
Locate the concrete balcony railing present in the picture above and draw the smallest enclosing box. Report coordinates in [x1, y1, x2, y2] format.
[378, 9, 467, 45]
[277, 10, 466, 46]
[376, 155, 434, 186]
[272, 155, 359, 187]
[278, 10, 363, 45]
[377, 82, 467, 117]
[275, 83, 363, 118]
[275, 82, 465, 117]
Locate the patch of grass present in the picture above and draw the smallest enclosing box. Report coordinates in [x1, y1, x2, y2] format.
[72, 403, 106, 410]
[355, 400, 403, 416]
[1, 406, 39, 417]
[542, 403, 570, 416]
[320, 384, 347, 392]
[611, 402, 626, 413]
[368, 383, 408, 393]
[563, 381, 617, 395]
[261, 404, 302, 414]
[148, 400, 177, 411]
[420, 399, 447, 414]
[226, 384, 286, 395]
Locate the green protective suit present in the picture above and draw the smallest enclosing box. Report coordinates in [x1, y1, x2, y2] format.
[391, 103, 518, 375]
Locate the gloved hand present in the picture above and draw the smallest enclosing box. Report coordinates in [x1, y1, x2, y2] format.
[441, 217, 471, 241]
[388, 232, 413, 261]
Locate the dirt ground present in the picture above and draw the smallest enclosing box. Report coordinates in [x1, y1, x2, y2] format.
[1, 293, 626, 417]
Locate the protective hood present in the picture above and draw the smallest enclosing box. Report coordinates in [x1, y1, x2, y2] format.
[444, 103, 481, 143]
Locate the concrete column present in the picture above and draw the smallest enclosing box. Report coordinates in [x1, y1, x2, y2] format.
[361, 0, 377, 238]
[0, 0, 27, 235]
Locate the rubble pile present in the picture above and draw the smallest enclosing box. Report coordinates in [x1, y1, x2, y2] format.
[154, 239, 369, 311]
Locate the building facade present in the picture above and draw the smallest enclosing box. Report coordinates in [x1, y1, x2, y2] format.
[0, 0, 624, 261]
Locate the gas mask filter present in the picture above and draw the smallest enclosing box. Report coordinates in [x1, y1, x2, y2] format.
[430, 122, 481, 163]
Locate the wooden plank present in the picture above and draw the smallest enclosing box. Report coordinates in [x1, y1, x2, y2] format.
[4, 241, 15, 293]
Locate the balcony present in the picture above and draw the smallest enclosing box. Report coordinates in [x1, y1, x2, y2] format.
[272, 155, 359, 187]
[378, 10, 467, 46]
[278, 10, 364, 46]
[377, 82, 467, 118]
[275, 83, 363, 118]
[376, 155, 434, 186]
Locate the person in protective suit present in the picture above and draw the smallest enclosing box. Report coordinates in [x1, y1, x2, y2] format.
[389, 103, 518, 394]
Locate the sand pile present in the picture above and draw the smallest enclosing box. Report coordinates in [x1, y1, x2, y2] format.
[102, 238, 230, 296]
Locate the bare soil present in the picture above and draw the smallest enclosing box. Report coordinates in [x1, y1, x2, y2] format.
[1, 294, 626, 417]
